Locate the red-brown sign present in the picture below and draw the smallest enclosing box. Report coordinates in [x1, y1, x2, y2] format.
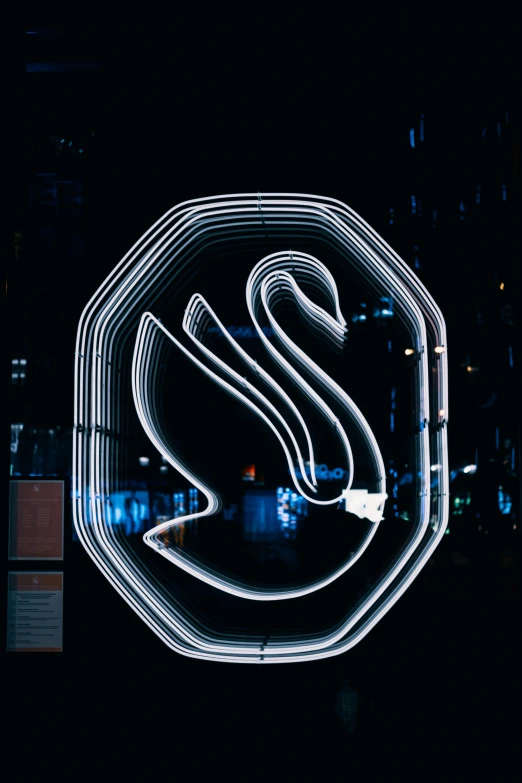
[8, 481, 64, 560]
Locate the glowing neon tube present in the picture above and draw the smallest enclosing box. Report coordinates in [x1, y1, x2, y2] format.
[73, 193, 448, 662]
[134, 251, 384, 599]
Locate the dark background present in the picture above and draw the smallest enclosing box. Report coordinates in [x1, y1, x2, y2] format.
[5, 12, 521, 779]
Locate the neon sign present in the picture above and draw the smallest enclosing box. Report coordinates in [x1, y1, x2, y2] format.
[73, 193, 449, 662]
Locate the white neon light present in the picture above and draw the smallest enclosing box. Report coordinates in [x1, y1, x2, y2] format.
[73, 193, 449, 662]
[342, 489, 388, 522]
[133, 252, 386, 600]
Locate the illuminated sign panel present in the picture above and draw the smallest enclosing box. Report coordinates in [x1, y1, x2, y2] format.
[9, 480, 64, 560]
[73, 193, 449, 662]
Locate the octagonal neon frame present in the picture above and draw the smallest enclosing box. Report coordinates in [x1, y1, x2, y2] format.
[73, 193, 449, 662]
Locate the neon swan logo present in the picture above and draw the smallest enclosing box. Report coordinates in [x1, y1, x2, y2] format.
[73, 193, 449, 662]
[133, 251, 387, 600]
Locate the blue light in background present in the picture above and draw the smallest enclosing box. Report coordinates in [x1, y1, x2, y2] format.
[189, 487, 199, 514]
[498, 487, 512, 515]
[409, 129, 415, 148]
[174, 491, 186, 518]
[207, 325, 274, 338]
[243, 490, 280, 540]
[26, 63, 101, 72]
[109, 491, 149, 535]
[373, 297, 394, 318]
